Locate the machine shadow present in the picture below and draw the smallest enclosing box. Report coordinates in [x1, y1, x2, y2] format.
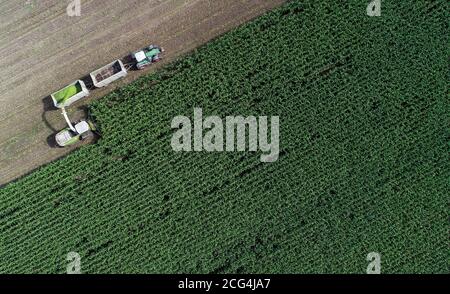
[46, 133, 59, 148]
[42, 96, 61, 148]
[42, 96, 57, 132]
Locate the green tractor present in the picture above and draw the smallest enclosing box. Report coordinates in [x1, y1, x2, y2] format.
[132, 44, 164, 70]
[55, 108, 96, 147]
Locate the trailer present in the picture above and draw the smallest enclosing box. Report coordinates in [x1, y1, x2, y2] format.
[51, 80, 89, 108]
[90, 59, 127, 88]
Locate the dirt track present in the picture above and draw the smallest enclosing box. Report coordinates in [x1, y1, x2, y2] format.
[0, 0, 284, 186]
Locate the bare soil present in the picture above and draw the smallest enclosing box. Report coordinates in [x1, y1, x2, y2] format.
[0, 0, 285, 186]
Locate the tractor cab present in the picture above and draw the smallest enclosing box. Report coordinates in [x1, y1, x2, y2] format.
[133, 45, 164, 70]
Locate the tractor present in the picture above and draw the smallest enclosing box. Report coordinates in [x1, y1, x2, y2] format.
[132, 44, 164, 70]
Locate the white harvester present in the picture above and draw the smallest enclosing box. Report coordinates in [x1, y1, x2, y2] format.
[54, 108, 96, 147]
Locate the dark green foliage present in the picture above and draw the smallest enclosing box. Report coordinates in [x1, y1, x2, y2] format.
[0, 0, 447, 273]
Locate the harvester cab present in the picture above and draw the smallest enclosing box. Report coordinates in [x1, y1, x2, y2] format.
[55, 108, 96, 147]
[133, 45, 164, 70]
